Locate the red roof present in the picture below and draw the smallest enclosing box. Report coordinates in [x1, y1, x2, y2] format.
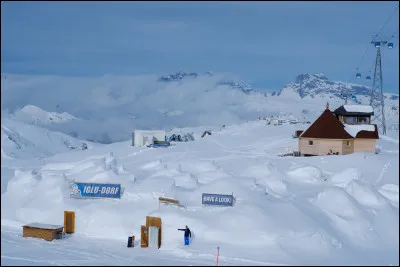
[300, 109, 354, 139]
[355, 124, 379, 139]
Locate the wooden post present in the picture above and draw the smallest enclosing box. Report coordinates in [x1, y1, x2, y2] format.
[64, 211, 75, 234]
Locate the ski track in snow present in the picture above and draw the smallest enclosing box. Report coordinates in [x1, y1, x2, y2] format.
[375, 160, 392, 186]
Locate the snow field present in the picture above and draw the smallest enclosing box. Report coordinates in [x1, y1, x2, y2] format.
[1, 121, 399, 265]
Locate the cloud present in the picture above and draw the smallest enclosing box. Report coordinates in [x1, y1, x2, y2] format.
[1, 73, 275, 143]
[1, 2, 398, 93]
[2, 72, 398, 144]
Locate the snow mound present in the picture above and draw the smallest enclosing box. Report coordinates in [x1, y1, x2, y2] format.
[105, 152, 128, 175]
[172, 173, 199, 190]
[287, 166, 323, 184]
[141, 159, 164, 170]
[378, 184, 399, 207]
[312, 187, 378, 247]
[263, 176, 288, 197]
[314, 187, 364, 219]
[372, 205, 400, 248]
[1, 169, 64, 224]
[195, 170, 230, 184]
[345, 180, 386, 208]
[330, 168, 362, 188]
[150, 167, 181, 178]
[241, 163, 271, 178]
[179, 160, 219, 175]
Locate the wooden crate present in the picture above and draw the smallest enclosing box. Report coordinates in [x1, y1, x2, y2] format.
[23, 223, 64, 241]
[146, 216, 162, 248]
[64, 211, 75, 234]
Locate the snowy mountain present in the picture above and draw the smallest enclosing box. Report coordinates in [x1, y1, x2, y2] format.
[158, 71, 199, 82]
[275, 73, 398, 100]
[158, 71, 254, 94]
[1, 72, 398, 144]
[10, 105, 79, 126]
[269, 73, 399, 129]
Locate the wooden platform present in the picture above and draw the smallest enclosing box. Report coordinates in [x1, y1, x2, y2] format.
[23, 223, 64, 241]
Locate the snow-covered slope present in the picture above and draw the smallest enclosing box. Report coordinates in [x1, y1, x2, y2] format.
[1, 118, 95, 160]
[1, 121, 399, 266]
[1, 73, 398, 144]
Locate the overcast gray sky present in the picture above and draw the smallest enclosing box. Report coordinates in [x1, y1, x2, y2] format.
[1, 1, 399, 93]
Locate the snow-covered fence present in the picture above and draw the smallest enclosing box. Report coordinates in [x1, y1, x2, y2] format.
[278, 147, 301, 157]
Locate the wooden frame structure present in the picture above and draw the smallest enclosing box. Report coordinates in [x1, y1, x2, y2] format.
[141, 216, 162, 248]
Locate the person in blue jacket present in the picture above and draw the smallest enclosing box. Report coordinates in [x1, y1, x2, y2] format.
[177, 225, 191, 245]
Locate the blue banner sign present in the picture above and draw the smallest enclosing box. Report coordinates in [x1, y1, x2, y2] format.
[202, 193, 234, 206]
[70, 182, 121, 199]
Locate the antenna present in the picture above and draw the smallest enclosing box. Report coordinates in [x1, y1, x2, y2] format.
[369, 38, 389, 135]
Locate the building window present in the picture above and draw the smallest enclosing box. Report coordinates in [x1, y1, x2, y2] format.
[345, 116, 356, 124]
[308, 140, 313, 146]
[357, 117, 369, 124]
[346, 141, 351, 147]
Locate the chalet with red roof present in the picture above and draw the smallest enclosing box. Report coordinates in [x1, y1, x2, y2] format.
[298, 103, 379, 156]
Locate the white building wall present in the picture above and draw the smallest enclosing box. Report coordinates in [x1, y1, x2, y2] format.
[132, 130, 166, 147]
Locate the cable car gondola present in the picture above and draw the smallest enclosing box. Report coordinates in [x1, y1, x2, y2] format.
[374, 42, 381, 48]
[355, 68, 361, 79]
[366, 75, 371, 80]
[388, 42, 393, 49]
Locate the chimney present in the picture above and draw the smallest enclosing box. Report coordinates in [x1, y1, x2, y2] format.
[326, 102, 329, 110]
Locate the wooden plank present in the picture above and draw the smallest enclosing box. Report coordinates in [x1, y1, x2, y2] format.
[141, 225, 148, 248]
[158, 197, 180, 205]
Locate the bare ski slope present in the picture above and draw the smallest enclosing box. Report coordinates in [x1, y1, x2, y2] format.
[1, 121, 399, 266]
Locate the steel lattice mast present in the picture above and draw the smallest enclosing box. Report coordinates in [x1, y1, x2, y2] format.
[369, 40, 387, 135]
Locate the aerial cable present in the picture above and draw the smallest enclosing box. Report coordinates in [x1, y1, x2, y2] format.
[389, 27, 399, 46]
[342, 4, 398, 103]
[346, 4, 398, 84]
[375, 4, 399, 39]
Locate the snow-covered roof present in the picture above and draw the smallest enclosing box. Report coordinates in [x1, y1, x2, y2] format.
[343, 124, 376, 138]
[23, 222, 63, 230]
[343, 105, 373, 113]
